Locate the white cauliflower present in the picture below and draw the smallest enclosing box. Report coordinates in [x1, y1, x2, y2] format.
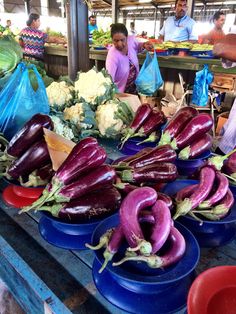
[96, 100, 133, 138]
[50, 115, 74, 140]
[74, 68, 116, 107]
[46, 81, 74, 108]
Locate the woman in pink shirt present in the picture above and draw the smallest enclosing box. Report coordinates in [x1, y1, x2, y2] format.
[106, 23, 153, 93]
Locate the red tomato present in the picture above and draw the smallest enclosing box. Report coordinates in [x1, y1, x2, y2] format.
[12, 185, 44, 199]
[2, 185, 39, 208]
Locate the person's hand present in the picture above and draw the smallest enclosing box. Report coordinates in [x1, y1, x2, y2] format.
[143, 41, 154, 51]
[213, 43, 224, 57]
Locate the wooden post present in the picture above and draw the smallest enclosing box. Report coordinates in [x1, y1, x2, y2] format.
[24, 0, 30, 14]
[187, 0, 195, 18]
[66, 0, 78, 81]
[112, 0, 118, 23]
[77, 0, 89, 72]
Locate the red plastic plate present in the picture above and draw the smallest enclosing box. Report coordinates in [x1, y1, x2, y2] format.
[12, 185, 44, 199]
[2, 185, 39, 208]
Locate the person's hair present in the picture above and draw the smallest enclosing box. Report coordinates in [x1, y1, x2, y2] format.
[175, 0, 187, 7]
[6, 20, 11, 24]
[89, 15, 96, 21]
[213, 11, 225, 22]
[130, 21, 135, 28]
[26, 13, 40, 26]
[110, 23, 128, 38]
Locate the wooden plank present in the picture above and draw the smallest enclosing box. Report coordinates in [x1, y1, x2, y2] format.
[0, 236, 72, 314]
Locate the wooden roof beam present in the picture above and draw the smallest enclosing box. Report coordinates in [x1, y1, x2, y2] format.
[102, 0, 112, 6]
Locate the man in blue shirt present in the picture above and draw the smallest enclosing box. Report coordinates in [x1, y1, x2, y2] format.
[88, 15, 98, 44]
[159, 0, 197, 42]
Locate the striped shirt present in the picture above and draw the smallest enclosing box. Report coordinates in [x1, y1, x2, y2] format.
[19, 27, 48, 60]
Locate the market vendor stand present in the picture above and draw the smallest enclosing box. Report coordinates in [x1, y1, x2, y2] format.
[45, 46, 236, 98]
[1, 138, 236, 313]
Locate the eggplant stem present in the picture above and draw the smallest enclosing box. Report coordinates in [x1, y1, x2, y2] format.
[127, 239, 152, 256]
[99, 249, 114, 273]
[188, 211, 203, 225]
[173, 198, 192, 220]
[223, 173, 236, 183]
[85, 229, 113, 251]
[112, 254, 162, 268]
[136, 132, 158, 145]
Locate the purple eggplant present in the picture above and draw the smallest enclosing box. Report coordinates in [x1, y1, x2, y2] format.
[7, 140, 51, 179]
[171, 113, 213, 150]
[134, 109, 166, 137]
[175, 184, 198, 203]
[156, 192, 173, 209]
[121, 163, 178, 184]
[199, 172, 229, 209]
[39, 186, 121, 222]
[119, 187, 158, 255]
[53, 145, 107, 186]
[113, 226, 186, 269]
[195, 189, 234, 221]
[36, 164, 54, 181]
[139, 210, 155, 224]
[54, 165, 117, 203]
[159, 107, 198, 146]
[223, 152, 236, 178]
[121, 103, 152, 147]
[178, 133, 213, 160]
[114, 148, 153, 166]
[20, 165, 117, 213]
[206, 148, 236, 171]
[174, 166, 216, 220]
[128, 145, 177, 168]
[6, 114, 53, 158]
[150, 200, 172, 254]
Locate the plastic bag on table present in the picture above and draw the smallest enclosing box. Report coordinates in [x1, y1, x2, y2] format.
[0, 62, 49, 139]
[135, 51, 163, 96]
[191, 64, 213, 107]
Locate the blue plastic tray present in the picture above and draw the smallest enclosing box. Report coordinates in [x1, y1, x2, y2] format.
[162, 180, 236, 247]
[91, 214, 199, 313]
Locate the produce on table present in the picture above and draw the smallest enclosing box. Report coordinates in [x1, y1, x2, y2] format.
[92, 30, 112, 47]
[171, 113, 213, 150]
[172, 166, 234, 221]
[49, 114, 78, 141]
[159, 106, 198, 146]
[178, 133, 212, 160]
[95, 99, 134, 139]
[121, 103, 166, 147]
[39, 186, 121, 222]
[0, 114, 54, 185]
[223, 151, 236, 179]
[87, 187, 186, 272]
[74, 68, 116, 108]
[46, 81, 74, 108]
[0, 36, 22, 79]
[190, 44, 213, 51]
[20, 137, 117, 213]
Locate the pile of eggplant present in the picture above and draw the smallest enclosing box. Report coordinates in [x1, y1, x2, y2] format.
[0, 114, 55, 186]
[159, 107, 213, 160]
[20, 137, 122, 223]
[113, 144, 178, 189]
[86, 187, 186, 273]
[173, 165, 234, 221]
[121, 103, 166, 147]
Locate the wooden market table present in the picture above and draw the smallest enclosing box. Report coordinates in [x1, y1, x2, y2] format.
[0, 140, 236, 314]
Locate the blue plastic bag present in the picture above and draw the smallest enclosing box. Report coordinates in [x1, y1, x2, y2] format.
[0, 62, 49, 139]
[192, 64, 214, 107]
[135, 52, 163, 96]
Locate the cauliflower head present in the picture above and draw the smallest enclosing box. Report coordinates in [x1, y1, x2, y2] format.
[50, 115, 75, 140]
[96, 101, 124, 138]
[74, 68, 115, 107]
[46, 81, 74, 108]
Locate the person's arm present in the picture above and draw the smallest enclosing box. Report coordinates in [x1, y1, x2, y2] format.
[213, 34, 236, 62]
[106, 51, 118, 83]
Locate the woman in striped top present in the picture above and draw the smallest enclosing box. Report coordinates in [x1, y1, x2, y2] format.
[19, 13, 48, 61]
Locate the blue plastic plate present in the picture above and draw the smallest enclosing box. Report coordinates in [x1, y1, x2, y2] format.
[162, 180, 236, 247]
[38, 211, 102, 250]
[93, 259, 192, 314]
[93, 46, 107, 50]
[91, 214, 199, 313]
[175, 150, 211, 176]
